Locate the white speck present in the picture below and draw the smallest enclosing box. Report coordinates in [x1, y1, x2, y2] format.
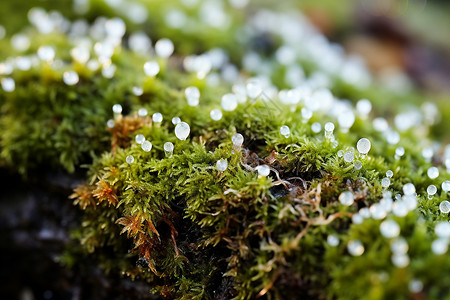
[427, 185, 437, 196]
[435, 221, 450, 239]
[132, 86, 143, 96]
[403, 183, 415, 196]
[327, 235, 339, 247]
[63, 71, 79, 85]
[392, 253, 409, 268]
[381, 178, 391, 188]
[344, 151, 354, 163]
[339, 191, 354, 206]
[135, 134, 145, 144]
[431, 238, 448, 255]
[347, 240, 364, 256]
[380, 220, 400, 238]
[390, 237, 408, 254]
[408, 279, 423, 293]
[216, 159, 228, 171]
[280, 125, 290, 138]
[311, 122, 321, 133]
[172, 117, 181, 125]
[386, 170, 393, 178]
[107, 119, 115, 128]
[210, 109, 223, 121]
[1, 77, 15, 92]
[232, 133, 244, 148]
[126, 155, 134, 164]
[112, 104, 122, 114]
[221, 93, 238, 111]
[255, 165, 270, 177]
[152, 113, 163, 123]
[395, 147, 405, 158]
[357, 138, 371, 154]
[138, 108, 148, 117]
[141, 140, 152, 152]
[143, 61, 160, 76]
[37, 46, 55, 61]
[185, 86, 200, 107]
[439, 201, 450, 214]
[175, 122, 190, 140]
[155, 38, 174, 58]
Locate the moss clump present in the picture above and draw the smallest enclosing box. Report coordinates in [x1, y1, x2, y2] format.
[1, 3, 450, 300]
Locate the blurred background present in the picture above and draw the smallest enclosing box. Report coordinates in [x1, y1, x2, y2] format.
[1, 0, 450, 299]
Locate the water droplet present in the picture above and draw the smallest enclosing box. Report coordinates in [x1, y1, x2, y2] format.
[356, 99, 372, 117]
[439, 200, 450, 214]
[408, 279, 423, 293]
[210, 109, 223, 121]
[155, 38, 174, 58]
[442, 181, 450, 192]
[102, 63, 117, 79]
[143, 61, 160, 76]
[337, 150, 344, 158]
[255, 165, 270, 177]
[221, 93, 238, 111]
[370, 203, 387, 219]
[386, 170, 393, 178]
[135, 134, 145, 144]
[112, 104, 122, 114]
[141, 140, 152, 152]
[357, 138, 371, 154]
[63, 71, 79, 85]
[126, 155, 134, 164]
[172, 117, 181, 125]
[71, 46, 90, 64]
[175, 122, 190, 140]
[232, 133, 244, 148]
[164, 142, 174, 157]
[352, 213, 363, 224]
[395, 147, 405, 158]
[337, 110, 355, 132]
[427, 185, 437, 196]
[435, 221, 450, 239]
[216, 159, 228, 171]
[390, 237, 408, 254]
[327, 235, 339, 246]
[339, 191, 354, 206]
[381, 178, 390, 188]
[392, 253, 409, 268]
[392, 201, 408, 217]
[354, 160, 363, 170]
[1, 77, 15, 92]
[380, 220, 400, 238]
[280, 125, 290, 138]
[344, 151, 354, 163]
[152, 112, 163, 123]
[37, 46, 55, 61]
[311, 122, 321, 133]
[431, 238, 448, 255]
[246, 80, 262, 98]
[347, 240, 364, 256]
[138, 108, 148, 117]
[132, 86, 144, 96]
[301, 108, 313, 122]
[403, 183, 416, 196]
[324, 122, 335, 132]
[185, 86, 200, 107]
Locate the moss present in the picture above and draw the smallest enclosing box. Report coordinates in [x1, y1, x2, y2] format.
[1, 2, 450, 300]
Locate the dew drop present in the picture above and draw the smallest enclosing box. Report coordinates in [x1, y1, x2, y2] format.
[439, 200, 450, 214]
[132, 86, 144, 96]
[221, 93, 238, 111]
[143, 61, 160, 76]
[63, 71, 79, 85]
[403, 183, 416, 196]
[210, 109, 223, 121]
[280, 125, 290, 138]
[392, 253, 409, 268]
[442, 181, 450, 192]
[347, 240, 364, 256]
[216, 159, 228, 171]
[112, 104, 122, 114]
[175, 122, 190, 140]
[427, 185, 437, 196]
[431, 238, 448, 255]
[232, 133, 244, 148]
[339, 191, 354, 206]
[386, 170, 393, 178]
[138, 108, 148, 117]
[357, 138, 371, 154]
[37, 45, 55, 61]
[126, 155, 134, 164]
[435, 221, 450, 239]
[1, 77, 15, 92]
[354, 160, 363, 170]
[390, 237, 408, 254]
[152, 112, 163, 123]
[381, 177, 391, 188]
[343, 151, 354, 163]
[135, 134, 145, 144]
[311, 122, 321, 133]
[426, 167, 438, 180]
[255, 165, 270, 177]
[164, 142, 174, 157]
[172, 117, 181, 125]
[185, 86, 200, 107]
[380, 220, 400, 238]
[327, 235, 339, 247]
[141, 140, 152, 152]
[155, 38, 174, 58]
